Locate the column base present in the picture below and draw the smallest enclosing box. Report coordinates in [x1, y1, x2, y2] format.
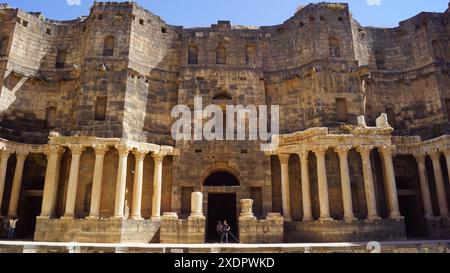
[86, 215, 100, 220]
[130, 216, 144, 221]
[36, 215, 51, 220]
[151, 216, 161, 221]
[302, 216, 313, 222]
[283, 216, 292, 222]
[344, 217, 357, 223]
[367, 216, 382, 221]
[189, 213, 206, 219]
[113, 215, 126, 220]
[319, 217, 334, 222]
[61, 215, 75, 220]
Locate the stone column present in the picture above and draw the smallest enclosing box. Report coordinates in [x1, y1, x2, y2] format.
[39, 145, 65, 218]
[278, 154, 292, 221]
[7, 150, 29, 217]
[0, 148, 14, 213]
[240, 199, 255, 218]
[313, 146, 332, 221]
[357, 145, 380, 220]
[88, 144, 109, 219]
[62, 144, 85, 219]
[441, 147, 450, 186]
[131, 149, 148, 220]
[335, 146, 356, 222]
[298, 150, 312, 221]
[414, 152, 434, 218]
[151, 152, 166, 220]
[379, 145, 401, 219]
[114, 145, 130, 219]
[190, 192, 204, 219]
[428, 150, 449, 217]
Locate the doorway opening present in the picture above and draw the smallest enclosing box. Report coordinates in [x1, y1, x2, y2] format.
[207, 193, 237, 242]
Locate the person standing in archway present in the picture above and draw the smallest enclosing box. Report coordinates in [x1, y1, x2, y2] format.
[221, 220, 231, 244]
[216, 221, 223, 243]
[7, 217, 18, 240]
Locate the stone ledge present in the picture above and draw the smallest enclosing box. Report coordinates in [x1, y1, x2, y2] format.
[284, 218, 407, 243]
[34, 218, 160, 243]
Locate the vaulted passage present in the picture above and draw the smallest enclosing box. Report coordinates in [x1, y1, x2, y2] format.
[207, 193, 237, 242]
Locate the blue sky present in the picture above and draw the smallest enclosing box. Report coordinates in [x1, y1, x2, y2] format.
[2, 0, 449, 28]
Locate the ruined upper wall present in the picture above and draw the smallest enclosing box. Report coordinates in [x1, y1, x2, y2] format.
[0, 1, 448, 75]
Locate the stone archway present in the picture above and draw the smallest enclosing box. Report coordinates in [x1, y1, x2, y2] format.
[203, 171, 240, 242]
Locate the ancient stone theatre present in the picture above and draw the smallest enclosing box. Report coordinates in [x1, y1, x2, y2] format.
[0, 1, 449, 244]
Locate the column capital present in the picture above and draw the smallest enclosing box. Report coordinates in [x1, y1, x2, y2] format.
[133, 149, 149, 160]
[297, 150, 309, 161]
[92, 143, 109, 155]
[413, 151, 427, 162]
[439, 146, 450, 156]
[378, 145, 397, 156]
[15, 150, 29, 159]
[44, 145, 65, 157]
[356, 145, 374, 155]
[278, 154, 290, 164]
[152, 151, 166, 163]
[334, 145, 352, 155]
[0, 147, 15, 157]
[312, 145, 329, 156]
[115, 144, 132, 157]
[68, 144, 86, 156]
[427, 149, 441, 161]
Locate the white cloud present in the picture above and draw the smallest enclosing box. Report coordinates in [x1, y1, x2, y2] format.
[66, 0, 81, 6]
[366, 0, 382, 6]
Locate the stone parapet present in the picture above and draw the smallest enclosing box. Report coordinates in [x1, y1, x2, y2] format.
[239, 213, 284, 244]
[160, 212, 206, 244]
[284, 218, 406, 243]
[34, 218, 160, 243]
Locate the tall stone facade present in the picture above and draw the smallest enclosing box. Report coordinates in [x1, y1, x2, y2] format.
[0, 2, 449, 243]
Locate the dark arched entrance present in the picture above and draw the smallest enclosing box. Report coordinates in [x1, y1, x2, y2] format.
[204, 171, 239, 242]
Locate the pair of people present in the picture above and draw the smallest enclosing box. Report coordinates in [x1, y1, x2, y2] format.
[216, 220, 231, 243]
[0, 216, 18, 240]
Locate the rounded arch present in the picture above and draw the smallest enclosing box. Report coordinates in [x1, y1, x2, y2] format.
[203, 170, 240, 186]
[212, 91, 232, 101]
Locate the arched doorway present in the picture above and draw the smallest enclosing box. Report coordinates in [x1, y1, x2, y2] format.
[204, 171, 239, 242]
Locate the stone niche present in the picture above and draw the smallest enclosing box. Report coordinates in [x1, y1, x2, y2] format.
[238, 199, 284, 244]
[159, 192, 206, 244]
[34, 218, 161, 243]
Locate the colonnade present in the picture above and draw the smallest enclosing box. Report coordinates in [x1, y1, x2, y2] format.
[0, 147, 30, 218]
[413, 148, 450, 218]
[277, 144, 401, 222]
[37, 143, 168, 221]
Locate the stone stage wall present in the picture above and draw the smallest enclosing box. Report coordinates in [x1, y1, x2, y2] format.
[34, 218, 161, 243]
[284, 218, 406, 243]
